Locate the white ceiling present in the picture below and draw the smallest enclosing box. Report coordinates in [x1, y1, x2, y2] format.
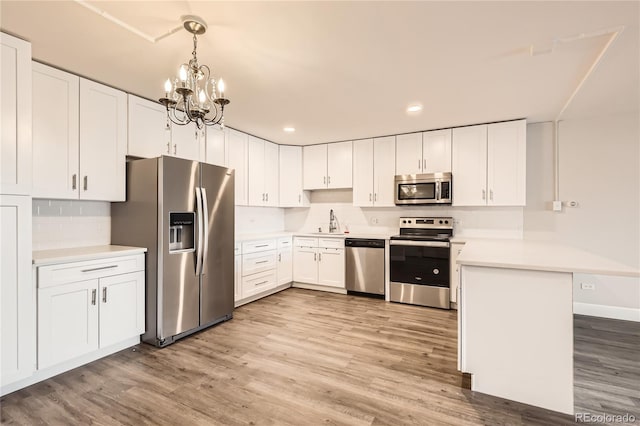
[1, 1, 638, 145]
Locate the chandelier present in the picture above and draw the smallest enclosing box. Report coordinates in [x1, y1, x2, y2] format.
[159, 15, 230, 129]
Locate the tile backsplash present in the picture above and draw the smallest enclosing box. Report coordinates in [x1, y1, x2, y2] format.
[32, 199, 111, 251]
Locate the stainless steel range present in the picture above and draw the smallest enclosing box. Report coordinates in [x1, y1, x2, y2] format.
[389, 217, 453, 309]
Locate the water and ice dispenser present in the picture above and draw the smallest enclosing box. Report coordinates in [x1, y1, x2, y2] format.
[169, 212, 195, 253]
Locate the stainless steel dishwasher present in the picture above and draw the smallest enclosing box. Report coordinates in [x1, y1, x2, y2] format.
[345, 238, 385, 296]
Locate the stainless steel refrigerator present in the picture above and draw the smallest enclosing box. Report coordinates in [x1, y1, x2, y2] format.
[111, 156, 234, 347]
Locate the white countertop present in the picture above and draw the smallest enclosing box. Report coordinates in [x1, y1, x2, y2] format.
[33, 245, 147, 266]
[457, 239, 639, 277]
[236, 231, 393, 242]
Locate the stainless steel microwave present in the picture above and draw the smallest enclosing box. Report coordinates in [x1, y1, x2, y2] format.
[394, 172, 452, 205]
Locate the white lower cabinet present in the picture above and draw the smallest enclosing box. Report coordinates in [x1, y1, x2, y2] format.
[293, 237, 345, 289]
[234, 253, 242, 302]
[36, 254, 145, 370]
[277, 237, 293, 286]
[450, 242, 465, 305]
[237, 237, 293, 304]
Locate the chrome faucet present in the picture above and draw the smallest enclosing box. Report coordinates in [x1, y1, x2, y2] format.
[329, 209, 338, 233]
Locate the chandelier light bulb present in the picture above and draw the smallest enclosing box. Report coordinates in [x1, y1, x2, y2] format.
[179, 65, 188, 83]
[198, 89, 206, 106]
[218, 79, 225, 98]
[164, 79, 172, 96]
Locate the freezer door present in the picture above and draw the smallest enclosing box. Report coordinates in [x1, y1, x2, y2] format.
[200, 163, 235, 326]
[159, 156, 201, 339]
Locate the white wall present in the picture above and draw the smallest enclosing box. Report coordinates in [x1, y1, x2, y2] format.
[235, 206, 285, 235]
[32, 199, 111, 251]
[524, 117, 640, 318]
[284, 189, 524, 238]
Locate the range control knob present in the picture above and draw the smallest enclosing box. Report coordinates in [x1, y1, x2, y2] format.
[445, 220, 449, 224]
[402, 220, 406, 224]
[439, 220, 443, 224]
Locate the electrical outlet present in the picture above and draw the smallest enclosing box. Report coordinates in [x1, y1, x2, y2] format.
[580, 283, 595, 290]
[371, 217, 378, 225]
[566, 200, 579, 208]
[552, 201, 562, 211]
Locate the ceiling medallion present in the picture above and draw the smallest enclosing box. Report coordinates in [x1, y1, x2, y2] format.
[159, 15, 230, 129]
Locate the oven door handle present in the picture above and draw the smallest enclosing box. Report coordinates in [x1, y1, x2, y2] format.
[390, 240, 450, 248]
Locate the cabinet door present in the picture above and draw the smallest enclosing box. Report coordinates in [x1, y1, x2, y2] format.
[277, 248, 293, 285]
[1, 33, 31, 195]
[423, 129, 452, 173]
[171, 122, 200, 161]
[99, 271, 145, 348]
[127, 95, 168, 159]
[395, 132, 422, 175]
[206, 125, 226, 167]
[32, 62, 80, 199]
[38, 279, 99, 369]
[226, 128, 248, 205]
[450, 242, 465, 303]
[279, 145, 308, 207]
[234, 254, 242, 302]
[327, 141, 352, 188]
[1, 195, 34, 384]
[352, 139, 374, 207]
[452, 125, 488, 206]
[373, 136, 396, 207]
[247, 136, 266, 206]
[79, 78, 127, 201]
[487, 120, 526, 206]
[317, 248, 345, 288]
[303, 144, 327, 190]
[264, 141, 279, 206]
[293, 246, 317, 283]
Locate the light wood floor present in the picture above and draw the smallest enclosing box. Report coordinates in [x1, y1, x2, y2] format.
[1, 288, 638, 425]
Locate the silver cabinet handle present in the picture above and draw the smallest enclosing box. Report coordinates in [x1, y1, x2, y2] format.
[174, 144, 177, 155]
[91, 289, 96, 306]
[254, 280, 268, 286]
[482, 189, 486, 200]
[318, 253, 322, 262]
[83, 176, 88, 191]
[328, 176, 331, 185]
[278, 253, 282, 262]
[167, 142, 171, 154]
[298, 194, 301, 203]
[102, 287, 107, 303]
[266, 193, 269, 202]
[374, 193, 377, 202]
[314, 253, 317, 261]
[490, 189, 494, 201]
[423, 159, 426, 170]
[262, 193, 265, 202]
[255, 244, 269, 248]
[72, 174, 77, 190]
[255, 260, 269, 264]
[323, 176, 326, 185]
[418, 159, 421, 170]
[81, 265, 117, 273]
[369, 193, 372, 202]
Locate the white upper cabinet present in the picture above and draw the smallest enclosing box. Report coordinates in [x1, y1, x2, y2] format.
[353, 137, 395, 207]
[127, 95, 169, 159]
[1, 33, 31, 195]
[205, 125, 226, 167]
[423, 129, 452, 173]
[396, 130, 451, 175]
[303, 144, 328, 190]
[452, 120, 526, 206]
[395, 132, 422, 176]
[279, 145, 309, 207]
[487, 120, 526, 206]
[79, 78, 127, 201]
[226, 128, 248, 206]
[303, 141, 352, 190]
[352, 139, 374, 206]
[247, 136, 278, 206]
[170, 122, 202, 161]
[32, 62, 79, 199]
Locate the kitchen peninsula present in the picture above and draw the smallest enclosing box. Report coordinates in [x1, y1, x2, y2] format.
[457, 239, 640, 415]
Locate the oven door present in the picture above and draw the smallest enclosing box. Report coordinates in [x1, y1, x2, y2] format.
[389, 240, 450, 287]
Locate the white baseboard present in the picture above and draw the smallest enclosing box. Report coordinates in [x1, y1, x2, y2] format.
[573, 302, 640, 322]
[235, 283, 291, 308]
[292, 282, 347, 294]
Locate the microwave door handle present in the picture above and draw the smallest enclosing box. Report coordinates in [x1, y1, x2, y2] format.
[436, 182, 441, 201]
[200, 187, 210, 275]
[195, 187, 204, 276]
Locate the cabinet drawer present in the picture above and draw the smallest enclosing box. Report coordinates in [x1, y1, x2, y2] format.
[242, 270, 277, 298]
[234, 242, 242, 256]
[319, 238, 344, 249]
[242, 239, 277, 254]
[294, 237, 318, 248]
[277, 237, 293, 249]
[38, 254, 145, 289]
[242, 250, 277, 276]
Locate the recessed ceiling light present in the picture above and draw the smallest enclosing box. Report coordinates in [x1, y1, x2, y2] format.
[283, 127, 295, 132]
[407, 104, 423, 113]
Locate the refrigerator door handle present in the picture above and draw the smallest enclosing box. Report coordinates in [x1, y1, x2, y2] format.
[195, 187, 204, 276]
[200, 187, 210, 275]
